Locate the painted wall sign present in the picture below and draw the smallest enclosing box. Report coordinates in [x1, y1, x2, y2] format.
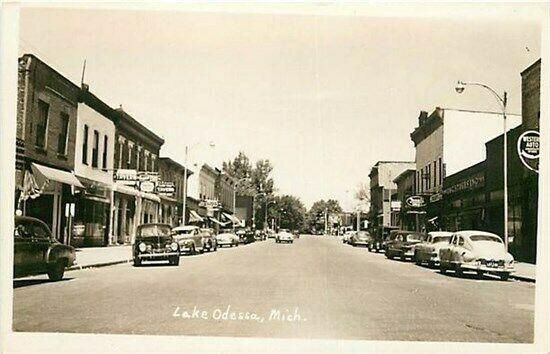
[139, 180, 156, 193]
[114, 169, 137, 186]
[156, 181, 176, 196]
[517, 130, 539, 173]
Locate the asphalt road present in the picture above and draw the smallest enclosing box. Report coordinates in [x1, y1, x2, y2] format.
[13, 235, 535, 342]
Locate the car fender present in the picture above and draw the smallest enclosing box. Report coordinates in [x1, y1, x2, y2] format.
[46, 244, 75, 265]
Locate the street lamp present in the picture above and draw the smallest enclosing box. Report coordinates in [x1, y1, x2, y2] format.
[455, 80, 509, 250]
[181, 141, 215, 225]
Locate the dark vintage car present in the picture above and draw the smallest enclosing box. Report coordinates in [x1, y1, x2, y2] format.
[349, 231, 373, 247]
[385, 231, 426, 261]
[133, 223, 180, 266]
[200, 228, 218, 252]
[14, 216, 76, 281]
[236, 228, 255, 244]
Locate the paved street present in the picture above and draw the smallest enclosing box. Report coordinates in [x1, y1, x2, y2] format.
[13, 235, 534, 342]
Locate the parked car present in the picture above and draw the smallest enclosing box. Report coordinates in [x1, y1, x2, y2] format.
[385, 231, 426, 260]
[349, 231, 373, 247]
[276, 231, 294, 243]
[172, 225, 204, 254]
[200, 228, 218, 252]
[367, 234, 384, 252]
[292, 230, 300, 239]
[13, 216, 76, 281]
[342, 231, 356, 244]
[216, 231, 240, 247]
[380, 229, 401, 253]
[413, 231, 453, 267]
[439, 231, 515, 280]
[236, 228, 255, 244]
[133, 223, 180, 266]
[254, 230, 267, 241]
[267, 229, 277, 239]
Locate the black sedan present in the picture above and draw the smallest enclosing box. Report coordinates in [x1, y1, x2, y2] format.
[133, 223, 180, 266]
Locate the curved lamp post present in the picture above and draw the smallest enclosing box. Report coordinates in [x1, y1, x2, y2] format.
[455, 81, 509, 250]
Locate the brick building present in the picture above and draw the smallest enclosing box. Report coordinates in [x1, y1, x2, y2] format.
[15, 54, 83, 243]
[158, 157, 192, 227]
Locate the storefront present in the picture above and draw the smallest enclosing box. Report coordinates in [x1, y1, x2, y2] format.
[72, 177, 112, 247]
[441, 161, 487, 232]
[17, 163, 83, 244]
[112, 184, 138, 245]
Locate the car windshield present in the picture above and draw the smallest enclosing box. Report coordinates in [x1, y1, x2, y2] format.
[138, 225, 171, 237]
[470, 235, 502, 243]
[433, 236, 451, 243]
[357, 232, 370, 238]
[406, 233, 424, 241]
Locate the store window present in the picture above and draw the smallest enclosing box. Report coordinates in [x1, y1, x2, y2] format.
[36, 100, 49, 149]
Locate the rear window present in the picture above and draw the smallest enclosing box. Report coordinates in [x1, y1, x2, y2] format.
[406, 233, 424, 241]
[138, 225, 171, 237]
[470, 235, 502, 243]
[433, 236, 451, 243]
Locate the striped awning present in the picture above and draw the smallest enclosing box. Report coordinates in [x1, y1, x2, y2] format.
[189, 210, 204, 223]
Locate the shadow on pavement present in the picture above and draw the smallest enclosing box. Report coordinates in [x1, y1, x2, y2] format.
[14, 277, 74, 288]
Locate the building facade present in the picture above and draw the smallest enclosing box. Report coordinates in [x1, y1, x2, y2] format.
[158, 157, 192, 227]
[15, 54, 83, 243]
[72, 88, 116, 247]
[392, 168, 417, 231]
[215, 170, 236, 215]
[368, 161, 416, 234]
[112, 107, 164, 244]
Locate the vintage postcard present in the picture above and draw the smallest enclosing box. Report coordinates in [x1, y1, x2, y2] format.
[0, 2, 548, 354]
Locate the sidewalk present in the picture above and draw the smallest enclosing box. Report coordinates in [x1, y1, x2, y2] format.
[511, 262, 536, 282]
[69, 245, 133, 271]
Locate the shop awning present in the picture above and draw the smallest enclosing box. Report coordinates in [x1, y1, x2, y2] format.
[222, 212, 241, 225]
[31, 163, 83, 188]
[209, 217, 229, 226]
[141, 191, 160, 203]
[189, 210, 204, 223]
[113, 183, 140, 197]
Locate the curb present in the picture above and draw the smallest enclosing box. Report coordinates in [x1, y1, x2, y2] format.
[67, 259, 132, 271]
[510, 274, 536, 283]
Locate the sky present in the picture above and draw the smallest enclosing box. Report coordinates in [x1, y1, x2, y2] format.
[18, 6, 541, 211]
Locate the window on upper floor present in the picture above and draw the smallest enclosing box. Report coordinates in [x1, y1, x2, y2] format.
[102, 135, 108, 170]
[82, 124, 89, 165]
[57, 112, 69, 155]
[36, 100, 49, 149]
[92, 130, 99, 168]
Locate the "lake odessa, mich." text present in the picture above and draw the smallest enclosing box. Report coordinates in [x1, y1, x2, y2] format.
[172, 305, 307, 323]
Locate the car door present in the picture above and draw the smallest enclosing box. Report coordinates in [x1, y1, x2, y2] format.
[456, 235, 467, 264]
[13, 220, 34, 276]
[419, 235, 431, 260]
[440, 235, 453, 263]
[30, 221, 53, 272]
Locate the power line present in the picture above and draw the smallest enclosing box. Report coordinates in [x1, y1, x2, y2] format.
[441, 107, 521, 117]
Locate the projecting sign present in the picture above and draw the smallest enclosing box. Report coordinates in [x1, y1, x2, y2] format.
[517, 130, 539, 173]
[405, 195, 426, 208]
[139, 181, 156, 193]
[156, 181, 176, 196]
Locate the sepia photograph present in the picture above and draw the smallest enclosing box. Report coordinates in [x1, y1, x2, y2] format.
[0, 2, 548, 354]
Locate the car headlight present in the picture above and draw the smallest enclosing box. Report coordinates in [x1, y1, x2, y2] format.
[139, 243, 147, 252]
[171, 242, 178, 251]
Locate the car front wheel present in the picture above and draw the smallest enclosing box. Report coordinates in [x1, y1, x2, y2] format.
[133, 257, 142, 267]
[169, 256, 180, 266]
[499, 272, 510, 281]
[47, 259, 66, 281]
[440, 262, 447, 274]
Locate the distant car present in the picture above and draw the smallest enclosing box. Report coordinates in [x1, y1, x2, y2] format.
[236, 229, 255, 244]
[342, 231, 356, 244]
[385, 231, 426, 260]
[172, 225, 204, 254]
[254, 230, 267, 241]
[133, 223, 180, 266]
[216, 231, 240, 247]
[349, 231, 373, 247]
[200, 228, 218, 252]
[380, 230, 401, 253]
[439, 231, 515, 280]
[413, 231, 453, 267]
[292, 230, 300, 239]
[13, 216, 76, 281]
[276, 231, 294, 243]
[267, 230, 277, 239]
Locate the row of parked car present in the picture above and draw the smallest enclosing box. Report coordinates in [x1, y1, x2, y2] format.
[134, 224, 269, 267]
[13, 215, 270, 281]
[342, 229, 515, 281]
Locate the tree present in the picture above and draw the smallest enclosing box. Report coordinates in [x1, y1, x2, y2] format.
[354, 181, 370, 203]
[306, 199, 343, 233]
[222, 152, 253, 194]
[266, 195, 306, 231]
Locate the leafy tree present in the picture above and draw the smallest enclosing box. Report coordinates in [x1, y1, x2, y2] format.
[266, 195, 306, 231]
[306, 199, 343, 233]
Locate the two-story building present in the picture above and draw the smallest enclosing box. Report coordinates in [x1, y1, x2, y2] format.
[15, 54, 83, 243]
[368, 161, 416, 234]
[112, 107, 164, 244]
[72, 87, 117, 247]
[158, 157, 193, 227]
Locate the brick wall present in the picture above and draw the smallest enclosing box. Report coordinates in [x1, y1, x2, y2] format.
[521, 59, 541, 131]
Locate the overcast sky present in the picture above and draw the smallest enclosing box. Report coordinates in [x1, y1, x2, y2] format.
[19, 6, 541, 211]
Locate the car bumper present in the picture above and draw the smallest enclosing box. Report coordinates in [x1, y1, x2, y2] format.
[403, 249, 415, 257]
[461, 263, 515, 273]
[137, 252, 180, 260]
[217, 240, 234, 245]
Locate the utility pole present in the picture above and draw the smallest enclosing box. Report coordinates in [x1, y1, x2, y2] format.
[324, 207, 328, 235]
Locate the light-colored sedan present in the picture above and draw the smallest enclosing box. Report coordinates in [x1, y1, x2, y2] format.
[439, 231, 515, 280]
[276, 231, 294, 243]
[342, 231, 356, 244]
[216, 232, 240, 247]
[172, 225, 204, 254]
[413, 231, 452, 267]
